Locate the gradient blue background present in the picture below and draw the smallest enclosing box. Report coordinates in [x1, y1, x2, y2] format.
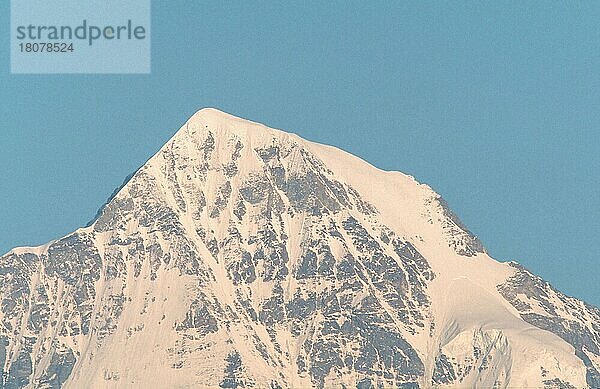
[1, 2, 598, 304]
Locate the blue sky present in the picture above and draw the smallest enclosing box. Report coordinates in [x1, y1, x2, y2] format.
[0, 2, 598, 304]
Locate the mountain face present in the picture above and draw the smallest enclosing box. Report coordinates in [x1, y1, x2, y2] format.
[1, 108, 598, 389]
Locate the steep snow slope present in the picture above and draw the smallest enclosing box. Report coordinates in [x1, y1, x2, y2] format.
[0, 108, 598, 388]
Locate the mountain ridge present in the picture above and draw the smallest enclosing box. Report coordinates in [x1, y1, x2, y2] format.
[0, 108, 597, 388]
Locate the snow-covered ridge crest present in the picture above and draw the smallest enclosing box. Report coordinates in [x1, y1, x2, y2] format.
[0, 108, 597, 388]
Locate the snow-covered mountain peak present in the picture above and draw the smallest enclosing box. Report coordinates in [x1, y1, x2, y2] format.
[183, 107, 300, 147]
[0, 109, 598, 388]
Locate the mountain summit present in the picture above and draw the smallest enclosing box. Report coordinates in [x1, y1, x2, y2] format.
[1, 109, 598, 388]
